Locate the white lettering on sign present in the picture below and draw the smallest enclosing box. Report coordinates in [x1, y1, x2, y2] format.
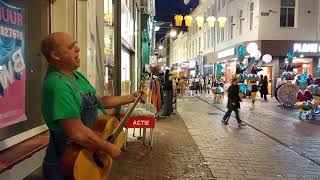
[293, 43, 319, 53]
[218, 48, 235, 59]
[132, 120, 150, 126]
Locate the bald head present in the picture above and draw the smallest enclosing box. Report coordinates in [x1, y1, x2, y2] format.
[41, 32, 80, 71]
[41, 32, 69, 61]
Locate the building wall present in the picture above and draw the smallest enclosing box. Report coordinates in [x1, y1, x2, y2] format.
[258, 0, 319, 40]
[215, 0, 260, 52]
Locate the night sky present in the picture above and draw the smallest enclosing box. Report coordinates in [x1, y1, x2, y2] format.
[155, 0, 199, 42]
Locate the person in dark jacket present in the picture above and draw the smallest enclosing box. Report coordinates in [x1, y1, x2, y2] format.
[261, 76, 268, 101]
[222, 78, 246, 127]
[162, 69, 173, 116]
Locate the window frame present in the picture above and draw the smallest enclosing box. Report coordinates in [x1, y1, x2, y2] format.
[239, 9, 243, 35]
[280, 0, 296, 27]
[249, 2, 254, 30]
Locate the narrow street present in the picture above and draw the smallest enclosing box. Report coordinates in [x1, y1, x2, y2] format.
[106, 95, 320, 179]
[178, 96, 320, 179]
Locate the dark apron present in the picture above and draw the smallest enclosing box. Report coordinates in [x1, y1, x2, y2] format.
[42, 72, 100, 180]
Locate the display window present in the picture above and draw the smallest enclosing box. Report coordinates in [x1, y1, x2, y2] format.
[104, 0, 114, 95]
[0, 0, 49, 139]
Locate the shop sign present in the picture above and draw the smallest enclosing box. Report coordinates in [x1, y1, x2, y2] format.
[261, 12, 270, 16]
[218, 48, 235, 59]
[293, 43, 320, 53]
[125, 116, 155, 128]
[121, 0, 134, 48]
[0, 0, 26, 128]
[181, 62, 189, 67]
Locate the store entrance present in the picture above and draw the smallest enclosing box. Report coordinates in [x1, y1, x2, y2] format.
[258, 67, 273, 95]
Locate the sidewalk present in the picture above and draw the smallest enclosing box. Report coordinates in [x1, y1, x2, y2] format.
[25, 114, 214, 180]
[109, 114, 214, 180]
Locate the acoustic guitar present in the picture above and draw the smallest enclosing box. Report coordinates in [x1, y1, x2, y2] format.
[60, 93, 143, 180]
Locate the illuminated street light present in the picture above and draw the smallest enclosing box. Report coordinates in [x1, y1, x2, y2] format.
[170, 30, 177, 38]
[158, 45, 164, 50]
[218, 17, 227, 28]
[207, 16, 216, 28]
[155, 26, 160, 31]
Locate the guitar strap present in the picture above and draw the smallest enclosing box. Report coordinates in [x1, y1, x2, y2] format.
[46, 71, 108, 115]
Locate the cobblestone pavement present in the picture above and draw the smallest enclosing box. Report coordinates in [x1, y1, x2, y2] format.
[178, 96, 320, 179]
[25, 114, 214, 180]
[198, 95, 320, 164]
[109, 115, 214, 180]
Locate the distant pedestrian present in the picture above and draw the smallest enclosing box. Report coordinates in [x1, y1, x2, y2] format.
[199, 76, 204, 93]
[307, 74, 313, 86]
[261, 76, 268, 101]
[222, 78, 246, 127]
[194, 75, 200, 96]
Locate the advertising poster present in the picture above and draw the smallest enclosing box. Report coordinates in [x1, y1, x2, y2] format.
[0, 0, 26, 128]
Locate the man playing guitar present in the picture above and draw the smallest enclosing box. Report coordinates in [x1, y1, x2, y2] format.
[40, 32, 145, 180]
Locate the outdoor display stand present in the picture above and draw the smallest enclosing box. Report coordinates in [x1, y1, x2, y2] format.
[124, 116, 156, 149]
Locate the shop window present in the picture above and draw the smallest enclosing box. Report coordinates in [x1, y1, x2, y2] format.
[0, 0, 50, 140]
[104, 0, 114, 95]
[280, 0, 295, 27]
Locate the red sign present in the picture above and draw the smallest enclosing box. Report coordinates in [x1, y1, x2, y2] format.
[125, 116, 155, 128]
[180, 67, 188, 72]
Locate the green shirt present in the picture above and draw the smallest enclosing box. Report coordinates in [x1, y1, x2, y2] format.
[41, 67, 97, 134]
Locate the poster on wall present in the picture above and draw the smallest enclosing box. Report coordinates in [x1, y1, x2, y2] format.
[0, 0, 26, 128]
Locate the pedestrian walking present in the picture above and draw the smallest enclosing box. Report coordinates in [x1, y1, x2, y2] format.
[206, 75, 212, 96]
[222, 78, 246, 127]
[194, 75, 200, 96]
[199, 76, 204, 93]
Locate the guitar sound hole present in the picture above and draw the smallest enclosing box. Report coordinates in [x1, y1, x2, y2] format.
[92, 152, 104, 168]
[107, 135, 115, 144]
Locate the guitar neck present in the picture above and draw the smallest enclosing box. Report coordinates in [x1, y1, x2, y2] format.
[111, 93, 143, 139]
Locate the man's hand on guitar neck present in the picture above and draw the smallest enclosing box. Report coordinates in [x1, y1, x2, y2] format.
[131, 90, 146, 103]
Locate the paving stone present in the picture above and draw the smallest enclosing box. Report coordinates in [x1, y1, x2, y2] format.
[178, 96, 320, 179]
[109, 114, 214, 180]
